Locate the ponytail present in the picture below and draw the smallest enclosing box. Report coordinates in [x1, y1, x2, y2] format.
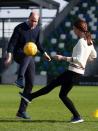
[84, 31, 93, 45]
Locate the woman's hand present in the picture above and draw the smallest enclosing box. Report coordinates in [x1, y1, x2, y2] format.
[52, 55, 64, 61]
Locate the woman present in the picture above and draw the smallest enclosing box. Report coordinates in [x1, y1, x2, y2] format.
[20, 19, 97, 123]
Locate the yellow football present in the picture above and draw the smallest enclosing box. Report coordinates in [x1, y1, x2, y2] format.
[93, 109, 98, 118]
[24, 42, 37, 56]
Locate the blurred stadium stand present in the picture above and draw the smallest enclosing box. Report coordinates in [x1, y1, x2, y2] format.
[41, 0, 98, 85]
[0, 0, 60, 9]
[0, 0, 98, 85]
[0, 0, 60, 85]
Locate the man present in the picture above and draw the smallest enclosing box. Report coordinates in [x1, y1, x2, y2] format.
[5, 11, 51, 119]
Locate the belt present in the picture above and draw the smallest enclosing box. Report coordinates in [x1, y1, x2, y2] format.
[69, 63, 85, 70]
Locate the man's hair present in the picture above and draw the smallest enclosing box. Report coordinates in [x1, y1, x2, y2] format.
[29, 12, 32, 17]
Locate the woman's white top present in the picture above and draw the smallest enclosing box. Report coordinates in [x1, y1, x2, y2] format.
[68, 38, 97, 74]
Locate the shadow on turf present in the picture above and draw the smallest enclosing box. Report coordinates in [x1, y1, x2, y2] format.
[0, 118, 66, 123]
[0, 118, 97, 123]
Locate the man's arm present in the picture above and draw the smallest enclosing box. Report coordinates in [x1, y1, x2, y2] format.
[5, 26, 20, 65]
[36, 28, 51, 61]
[7, 26, 20, 53]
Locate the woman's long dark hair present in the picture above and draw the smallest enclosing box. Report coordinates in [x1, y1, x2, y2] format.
[74, 19, 93, 45]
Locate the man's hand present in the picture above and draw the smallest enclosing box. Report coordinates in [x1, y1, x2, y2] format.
[43, 52, 51, 61]
[4, 52, 13, 66]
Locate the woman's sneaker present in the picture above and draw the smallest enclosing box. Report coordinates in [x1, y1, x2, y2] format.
[70, 117, 84, 123]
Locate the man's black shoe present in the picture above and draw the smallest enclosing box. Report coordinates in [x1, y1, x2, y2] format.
[15, 78, 24, 89]
[16, 111, 31, 119]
